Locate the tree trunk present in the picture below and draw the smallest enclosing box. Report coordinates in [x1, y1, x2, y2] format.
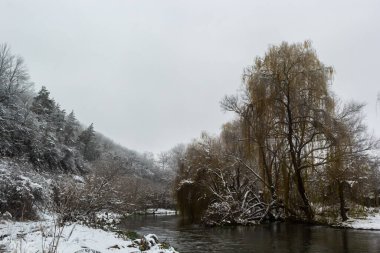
[295, 169, 314, 221]
[285, 87, 313, 222]
[338, 181, 348, 221]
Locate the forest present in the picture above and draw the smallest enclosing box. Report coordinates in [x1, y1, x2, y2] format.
[0, 43, 178, 222]
[174, 41, 380, 225]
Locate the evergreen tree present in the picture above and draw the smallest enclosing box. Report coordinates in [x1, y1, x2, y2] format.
[31, 86, 55, 116]
[63, 110, 79, 146]
[49, 103, 66, 140]
[78, 123, 99, 161]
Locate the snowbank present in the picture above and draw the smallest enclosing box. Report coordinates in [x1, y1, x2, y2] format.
[340, 213, 380, 230]
[0, 218, 178, 253]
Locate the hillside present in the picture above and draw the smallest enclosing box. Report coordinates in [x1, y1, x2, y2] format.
[0, 43, 176, 220]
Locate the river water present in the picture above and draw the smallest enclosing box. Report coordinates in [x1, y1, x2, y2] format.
[120, 215, 380, 253]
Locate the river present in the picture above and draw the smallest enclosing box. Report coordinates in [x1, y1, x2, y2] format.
[120, 214, 380, 253]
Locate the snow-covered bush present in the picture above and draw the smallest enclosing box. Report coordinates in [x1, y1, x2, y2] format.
[202, 201, 232, 226]
[0, 168, 44, 219]
[51, 169, 126, 225]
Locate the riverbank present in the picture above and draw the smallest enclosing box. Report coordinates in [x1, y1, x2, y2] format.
[0, 215, 178, 253]
[337, 212, 380, 230]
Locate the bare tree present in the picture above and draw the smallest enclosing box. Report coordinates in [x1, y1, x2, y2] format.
[0, 43, 33, 104]
[157, 151, 170, 170]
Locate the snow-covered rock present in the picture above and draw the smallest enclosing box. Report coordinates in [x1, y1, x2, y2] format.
[1, 211, 12, 220]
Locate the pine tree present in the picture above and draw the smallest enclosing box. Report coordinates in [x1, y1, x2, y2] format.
[78, 123, 99, 161]
[63, 110, 79, 146]
[31, 86, 55, 116]
[49, 103, 66, 140]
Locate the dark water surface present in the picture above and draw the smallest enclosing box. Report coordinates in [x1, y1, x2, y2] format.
[120, 215, 380, 253]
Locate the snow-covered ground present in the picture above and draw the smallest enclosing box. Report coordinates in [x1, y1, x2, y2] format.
[339, 213, 380, 230]
[0, 217, 178, 253]
[145, 209, 177, 215]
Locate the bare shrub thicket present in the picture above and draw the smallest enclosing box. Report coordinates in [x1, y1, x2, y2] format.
[51, 158, 174, 224]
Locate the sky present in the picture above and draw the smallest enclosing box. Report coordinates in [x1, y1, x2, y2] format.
[0, 0, 379, 154]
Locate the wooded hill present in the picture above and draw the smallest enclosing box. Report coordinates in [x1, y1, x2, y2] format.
[0, 43, 176, 220]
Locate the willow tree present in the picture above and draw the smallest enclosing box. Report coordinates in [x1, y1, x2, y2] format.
[223, 41, 336, 221]
[326, 102, 378, 221]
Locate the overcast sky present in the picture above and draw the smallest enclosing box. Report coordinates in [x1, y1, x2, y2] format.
[0, 0, 379, 154]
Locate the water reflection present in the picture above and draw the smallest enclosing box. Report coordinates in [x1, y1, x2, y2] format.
[119, 215, 380, 253]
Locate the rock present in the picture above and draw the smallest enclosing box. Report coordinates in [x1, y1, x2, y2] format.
[144, 234, 159, 247]
[2, 211, 12, 220]
[74, 249, 102, 253]
[0, 234, 10, 240]
[107, 245, 120, 249]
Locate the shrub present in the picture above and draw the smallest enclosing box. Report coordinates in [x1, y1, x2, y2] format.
[0, 172, 43, 220]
